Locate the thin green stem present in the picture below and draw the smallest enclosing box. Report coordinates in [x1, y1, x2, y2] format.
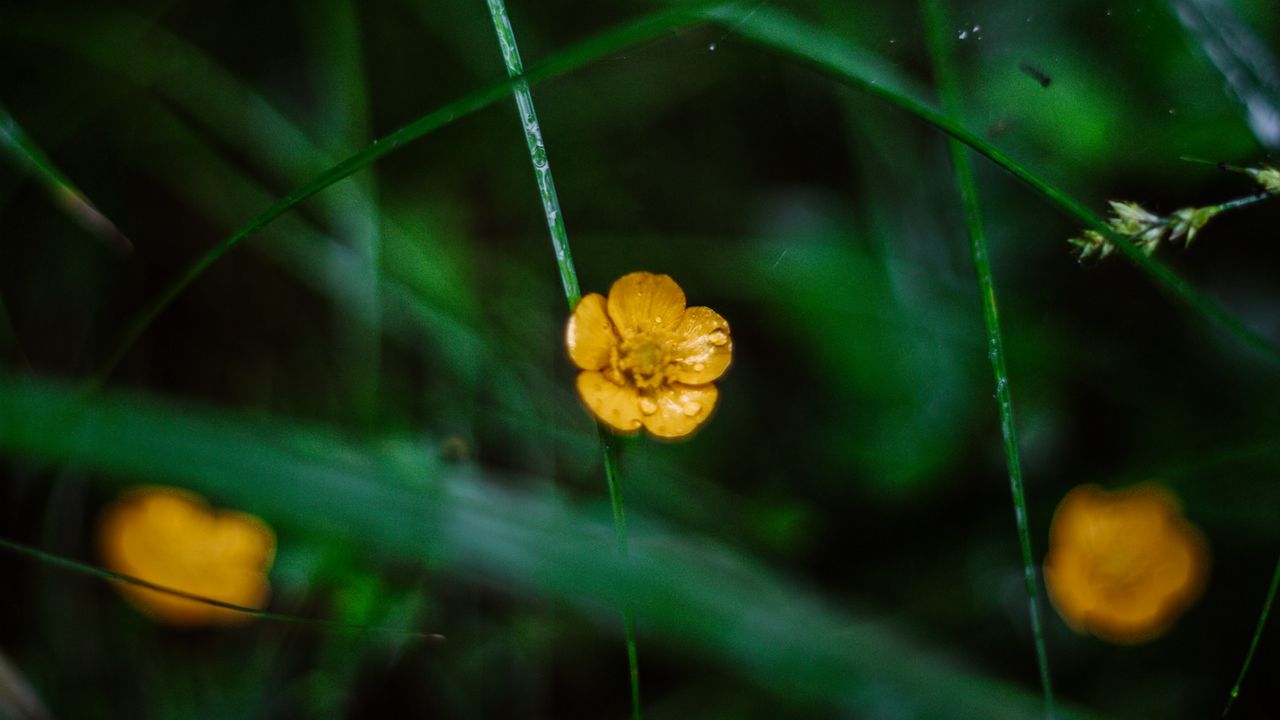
[712, 5, 1280, 367]
[601, 430, 642, 720]
[0, 535, 444, 641]
[1222, 552, 1280, 718]
[484, 0, 580, 307]
[922, 0, 1054, 715]
[482, 1, 639, 716]
[1211, 192, 1272, 214]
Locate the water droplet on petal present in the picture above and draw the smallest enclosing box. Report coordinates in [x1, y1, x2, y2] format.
[654, 316, 663, 324]
[708, 330, 728, 346]
[693, 362, 706, 372]
[681, 401, 702, 417]
[639, 397, 658, 415]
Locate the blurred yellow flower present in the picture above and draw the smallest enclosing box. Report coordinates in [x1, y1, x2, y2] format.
[1043, 483, 1209, 644]
[566, 271, 731, 439]
[98, 487, 276, 627]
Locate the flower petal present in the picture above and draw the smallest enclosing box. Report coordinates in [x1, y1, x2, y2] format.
[1044, 483, 1209, 644]
[669, 306, 732, 384]
[565, 293, 618, 371]
[576, 371, 643, 433]
[640, 383, 718, 439]
[606, 271, 686, 338]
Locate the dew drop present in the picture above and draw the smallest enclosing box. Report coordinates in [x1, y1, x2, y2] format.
[654, 315, 663, 324]
[639, 397, 658, 415]
[957, 29, 968, 39]
[693, 362, 706, 372]
[708, 42, 717, 51]
[681, 401, 702, 417]
[708, 330, 729, 346]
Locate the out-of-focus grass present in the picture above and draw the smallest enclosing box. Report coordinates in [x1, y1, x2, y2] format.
[0, 374, 1094, 719]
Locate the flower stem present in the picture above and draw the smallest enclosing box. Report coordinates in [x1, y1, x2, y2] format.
[922, 0, 1055, 716]
[1211, 192, 1272, 214]
[1222, 552, 1280, 718]
[600, 430, 641, 720]
[482, 2, 640, 717]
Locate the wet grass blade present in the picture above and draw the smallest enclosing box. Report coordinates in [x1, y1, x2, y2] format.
[714, 4, 1280, 366]
[922, 0, 1054, 714]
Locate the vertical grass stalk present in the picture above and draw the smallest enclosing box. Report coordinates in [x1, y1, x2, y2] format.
[311, 0, 383, 427]
[484, 0, 581, 308]
[601, 432, 642, 718]
[1222, 553, 1280, 717]
[921, 0, 1055, 714]
[482, 2, 639, 717]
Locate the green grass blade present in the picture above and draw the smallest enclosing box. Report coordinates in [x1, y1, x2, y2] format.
[602, 430, 642, 718]
[713, 5, 1280, 366]
[485, 0, 581, 308]
[484, 1, 640, 715]
[0, 374, 1104, 718]
[1222, 553, 1280, 717]
[921, 0, 1054, 714]
[89, 2, 723, 383]
[0, 101, 131, 254]
[0, 535, 442, 641]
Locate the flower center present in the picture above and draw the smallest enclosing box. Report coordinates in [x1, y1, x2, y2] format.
[616, 332, 671, 390]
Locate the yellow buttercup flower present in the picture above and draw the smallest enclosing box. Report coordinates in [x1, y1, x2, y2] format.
[566, 271, 731, 439]
[98, 487, 276, 627]
[1043, 483, 1209, 644]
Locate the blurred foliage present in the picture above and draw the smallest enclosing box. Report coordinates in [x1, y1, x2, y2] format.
[1, 0, 1280, 717]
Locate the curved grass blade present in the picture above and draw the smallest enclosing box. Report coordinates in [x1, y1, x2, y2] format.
[484, 1, 640, 715]
[0, 374, 1104, 718]
[712, 5, 1280, 366]
[0, 101, 131, 254]
[0, 535, 443, 642]
[90, 2, 724, 384]
[1222, 554, 1280, 717]
[922, 0, 1054, 714]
